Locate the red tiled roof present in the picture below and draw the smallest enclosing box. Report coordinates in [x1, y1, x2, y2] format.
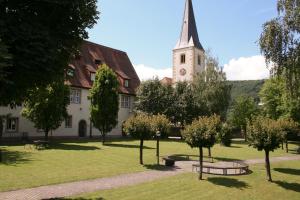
[68, 41, 140, 95]
[160, 77, 173, 85]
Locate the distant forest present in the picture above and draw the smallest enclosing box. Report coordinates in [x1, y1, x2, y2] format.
[228, 80, 265, 105]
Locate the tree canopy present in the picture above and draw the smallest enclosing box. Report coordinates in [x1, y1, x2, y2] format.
[259, 0, 300, 97]
[89, 64, 119, 144]
[0, 0, 99, 105]
[21, 79, 70, 140]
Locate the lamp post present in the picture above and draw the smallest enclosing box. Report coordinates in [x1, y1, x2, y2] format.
[156, 130, 161, 165]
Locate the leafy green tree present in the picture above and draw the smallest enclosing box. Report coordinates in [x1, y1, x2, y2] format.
[173, 81, 200, 125]
[123, 113, 153, 165]
[0, 38, 11, 82]
[229, 95, 258, 139]
[260, 77, 300, 123]
[277, 118, 299, 152]
[259, 77, 286, 119]
[89, 64, 119, 145]
[182, 115, 221, 180]
[259, 0, 300, 97]
[218, 123, 232, 147]
[0, 0, 99, 105]
[247, 116, 282, 182]
[135, 78, 174, 118]
[193, 53, 231, 120]
[22, 80, 70, 141]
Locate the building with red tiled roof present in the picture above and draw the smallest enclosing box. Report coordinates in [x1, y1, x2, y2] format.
[0, 41, 140, 138]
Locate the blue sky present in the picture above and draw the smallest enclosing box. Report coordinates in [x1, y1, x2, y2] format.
[88, 0, 277, 80]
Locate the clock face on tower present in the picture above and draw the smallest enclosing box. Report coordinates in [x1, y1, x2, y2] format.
[180, 68, 186, 76]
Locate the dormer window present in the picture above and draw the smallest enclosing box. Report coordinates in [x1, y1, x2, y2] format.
[90, 72, 96, 82]
[67, 68, 74, 77]
[180, 54, 186, 64]
[124, 79, 129, 88]
[95, 59, 102, 65]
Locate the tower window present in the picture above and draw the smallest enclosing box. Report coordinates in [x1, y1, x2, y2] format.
[180, 54, 186, 64]
[90, 72, 96, 82]
[124, 79, 129, 88]
[198, 55, 201, 65]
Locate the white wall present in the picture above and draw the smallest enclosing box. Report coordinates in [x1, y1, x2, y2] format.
[0, 88, 135, 138]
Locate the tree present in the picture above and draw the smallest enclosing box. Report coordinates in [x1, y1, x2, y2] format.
[259, 0, 300, 97]
[229, 95, 258, 139]
[0, 0, 99, 105]
[90, 64, 119, 145]
[123, 113, 153, 165]
[193, 53, 231, 120]
[0, 38, 11, 82]
[150, 114, 171, 139]
[182, 115, 221, 180]
[260, 77, 300, 123]
[135, 78, 173, 118]
[259, 77, 286, 120]
[277, 118, 299, 152]
[22, 79, 70, 141]
[218, 123, 232, 147]
[173, 81, 200, 125]
[247, 116, 282, 182]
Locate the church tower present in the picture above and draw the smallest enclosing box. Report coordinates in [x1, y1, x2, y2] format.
[173, 0, 205, 83]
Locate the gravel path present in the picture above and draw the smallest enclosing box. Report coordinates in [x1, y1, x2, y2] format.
[0, 155, 299, 200]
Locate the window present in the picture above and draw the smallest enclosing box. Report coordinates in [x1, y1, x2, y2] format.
[95, 59, 102, 65]
[70, 89, 81, 104]
[65, 115, 72, 128]
[180, 54, 186, 64]
[6, 118, 18, 132]
[67, 69, 74, 77]
[124, 79, 129, 88]
[90, 72, 96, 82]
[198, 55, 201, 65]
[121, 95, 131, 108]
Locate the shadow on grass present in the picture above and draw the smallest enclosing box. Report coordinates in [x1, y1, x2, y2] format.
[50, 143, 100, 151]
[274, 181, 300, 192]
[0, 149, 32, 165]
[143, 164, 179, 171]
[274, 168, 300, 176]
[103, 143, 154, 149]
[207, 177, 249, 189]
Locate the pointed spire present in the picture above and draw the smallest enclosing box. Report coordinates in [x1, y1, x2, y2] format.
[175, 0, 204, 50]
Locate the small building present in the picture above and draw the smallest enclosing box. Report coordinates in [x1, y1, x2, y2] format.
[0, 41, 140, 138]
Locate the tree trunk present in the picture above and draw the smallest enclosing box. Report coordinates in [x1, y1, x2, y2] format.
[208, 147, 211, 158]
[89, 119, 93, 138]
[199, 146, 203, 180]
[156, 137, 160, 165]
[140, 139, 144, 165]
[102, 133, 106, 145]
[286, 141, 288, 153]
[281, 141, 284, 150]
[0, 118, 3, 162]
[265, 150, 272, 182]
[45, 130, 49, 141]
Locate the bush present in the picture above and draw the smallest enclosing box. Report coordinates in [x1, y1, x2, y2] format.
[218, 123, 232, 147]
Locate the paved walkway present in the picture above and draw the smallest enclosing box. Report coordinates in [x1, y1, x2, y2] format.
[0, 155, 299, 200]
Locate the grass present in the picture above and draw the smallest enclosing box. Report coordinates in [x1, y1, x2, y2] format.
[74, 160, 300, 200]
[0, 139, 299, 192]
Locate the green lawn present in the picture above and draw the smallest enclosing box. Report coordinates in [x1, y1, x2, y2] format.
[0, 139, 298, 192]
[75, 160, 300, 200]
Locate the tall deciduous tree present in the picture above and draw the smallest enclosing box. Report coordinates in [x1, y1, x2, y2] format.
[22, 80, 70, 141]
[229, 95, 259, 139]
[193, 53, 231, 120]
[182, 115, 221, 180]
[0, 0, 99, 105]
[123, 113, 153, 165]
[90, 64, 119, 145]
[247, 116, 282, 182]
[259, 0, 300, 97]
[0, 38, 11, 82]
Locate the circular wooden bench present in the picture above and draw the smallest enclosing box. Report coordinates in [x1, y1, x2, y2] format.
[192, 162, 249, 175]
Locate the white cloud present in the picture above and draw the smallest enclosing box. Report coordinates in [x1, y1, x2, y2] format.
[223, 55, 270, 81]
[133, 64, 172, 81]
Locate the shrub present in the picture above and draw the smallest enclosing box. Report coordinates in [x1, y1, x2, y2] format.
[218, 123, 232, 147]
